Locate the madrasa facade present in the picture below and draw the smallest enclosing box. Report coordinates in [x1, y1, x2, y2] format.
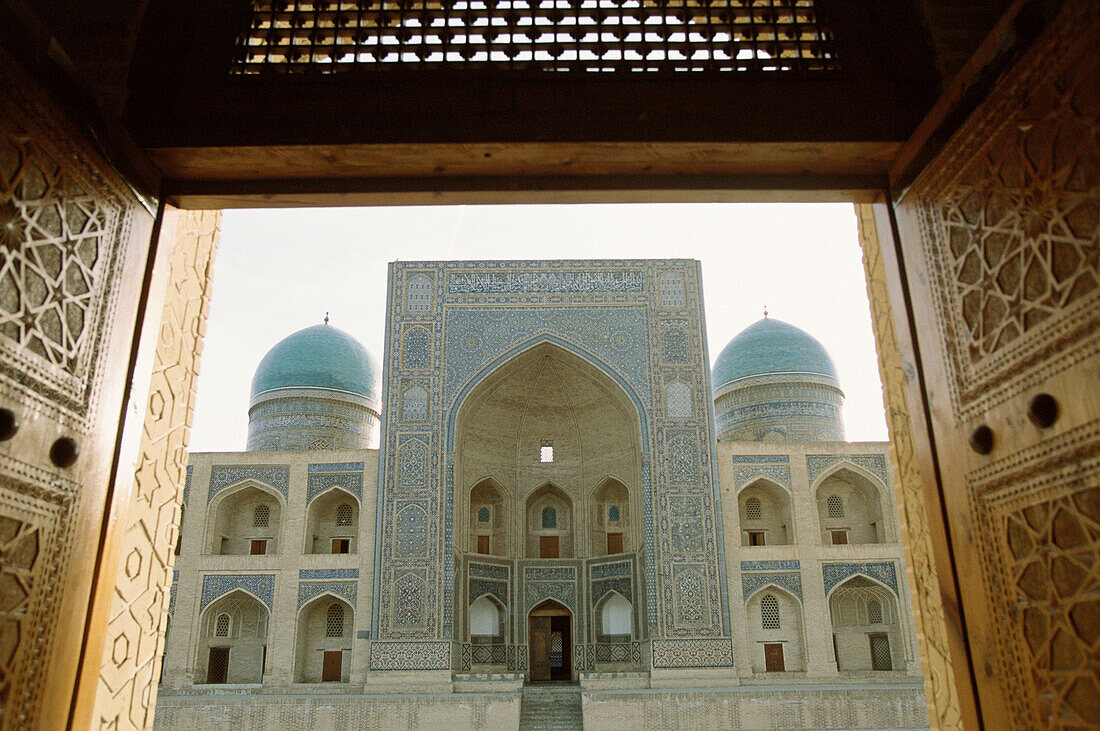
[157, 260, 927, 729]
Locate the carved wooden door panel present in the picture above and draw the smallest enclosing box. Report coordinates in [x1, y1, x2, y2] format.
[0, 55, 157, 729]
[892, 4, 1099, 727]
[529, 616, 551, 681]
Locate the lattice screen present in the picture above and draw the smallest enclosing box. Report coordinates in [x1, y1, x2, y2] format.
[870, 634, 891, 670]
[253, 503, 270, 527]
[234, 0, 836, 73]
[214, 613, 231, 637]
[760, 594, 780, 629]
[326, 603, 345, 637]
[745, 496, 762, 520]
[826, 494, 843, 518]
[336, 503, 353, 526]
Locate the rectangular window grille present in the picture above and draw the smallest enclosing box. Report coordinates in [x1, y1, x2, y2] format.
[870, 634, 892, 670]
[540, 443, 554, 462]
[234, 0, 836, 74]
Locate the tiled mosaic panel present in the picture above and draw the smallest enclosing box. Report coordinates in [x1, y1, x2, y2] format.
[369, 641, 450, 670]
[741, 571, 803, 601]
[375, 261, 729, 662]
[651, 639, 734, 668]
[806, 454, 888, 486]
[208, 465, 290, 501]
[822, 562, 898, 597]
[200, 574, 275, 611]
[298, 580, 357, 609]
[306, 464, 363, 503]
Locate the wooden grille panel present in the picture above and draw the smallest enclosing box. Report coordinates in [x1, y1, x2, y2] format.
[234, 0, 836, 73]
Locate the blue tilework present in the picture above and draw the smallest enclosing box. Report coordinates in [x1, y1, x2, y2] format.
[306, 470, 363, 504]
[183, 466, 192, 504]
[592, 577, 632, 604]
[209, 465, 290, 502]
[590, 560, 632, 579]
[370, 641, 450, 670]
[742, 572, 803, 601]
[469, 563, 510, 581]
[741, 560, 800, 572]
[299, 569, 359, 580]
[251, 324, 380, 400]
[168, 570, 179, 615]
[823, 562, 899, 597]
[357, 630, 371, 639]
[651, 639, 734, 668]
[298, 580, 357, 609]
[525, 581, 577, 613]
[308, 462, 365, 473]
[200, 574, 275, 611]
[730, 455, 791, 463]
[447, 269, 644, 293]
[807, 453, 889, 486]
[713, 317, 838, 388]
[524, 566, 575, 582]
[470, 578, 508, 604]
[732, 464, 792, 490]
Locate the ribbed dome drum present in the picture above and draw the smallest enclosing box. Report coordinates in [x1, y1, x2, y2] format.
[247, 323, 382, 451]
[712, 318, 845, 442]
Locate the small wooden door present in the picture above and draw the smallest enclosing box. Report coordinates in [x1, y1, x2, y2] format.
[477, 535, 490, 554]
[250, 539, 267, 555]
[529, 616, 551, 681]
[539, 535, 559, 558]
[207, 647, 230, 683]
[606, 532, 623, 554]
[764, 643, 785, 672]
[322, 650, 343, 681]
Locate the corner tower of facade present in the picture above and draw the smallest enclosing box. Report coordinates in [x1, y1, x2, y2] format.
[247, 323, 382, 451]
[712, 317, 845, 442]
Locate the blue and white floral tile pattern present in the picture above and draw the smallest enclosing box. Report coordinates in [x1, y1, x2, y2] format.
[823, 562, 899, 597]
[590, 559, 632, 579]
[306, 467, 363, 504]
[298, 580, 358, 609]
[592, 576, 633, 604]
[299, 568, 358, 580]
[741, 572, 803, 601]
[807, 453, 889, 486]
[200, 574, 275, 611]
[732, 464, 792, 490]
[208, 465, 290, 502]
[525, 581, 576, 613]
[397, 437, 429, 489]
[369, 641, 450, 670]
[740, 560, 799, 572]
[468, 562, 510, 581]
[651, 639, 734, 668]
[469, 578, 508, 604]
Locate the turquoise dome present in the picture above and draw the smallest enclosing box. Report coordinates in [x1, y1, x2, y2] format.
[713, 318, 838, 389]
[250, 324, 380, 402]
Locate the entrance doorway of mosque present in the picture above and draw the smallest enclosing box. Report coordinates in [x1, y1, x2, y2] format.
[529, 601, 572, 682]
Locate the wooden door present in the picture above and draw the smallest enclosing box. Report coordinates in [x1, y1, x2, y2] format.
[539, 535, 559, 558]
[0, 54, 166, 729]
[477, 534, 489, 554]
[529, 616, 551, 681]
[764, 643, 785, 672]
[885, 4, 1100, 726]
[207, 648, 230, 684]
[606, 532, 622, 554]
[322, 651, 342, 681]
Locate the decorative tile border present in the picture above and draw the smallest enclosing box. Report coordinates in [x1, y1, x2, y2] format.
[470, 577, 508, 604]
[823, 561, 899, 597]
[730, 455, 790, 463]
[306, 469, 363, 503]
[525, 581, 577, 613]
[208, 465, 290, 502]
[200, 574, 275, 611]
[590, 559, 632, 579]
[370, 641, 450, 670]
[732, 464, 791, 490]
[524, 566, 575, 582]
[651, 638, 734, 668]
[183, 465, 192, 504]
[299, 568, 358, 580]
[356, 630, 370, 640]
[742, 572, 803, 601]
[807, 453, 889, 486]
[308, 462, 365, 473]
[298, 580, 357, 609]
[740, 560, 800, 572]
[469, 562, 510, 581]
[592, 576, 632, 604]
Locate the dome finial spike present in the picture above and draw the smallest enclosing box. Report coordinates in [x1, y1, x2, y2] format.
[324, 311, 329, 325]
[763, 305, 768, 319]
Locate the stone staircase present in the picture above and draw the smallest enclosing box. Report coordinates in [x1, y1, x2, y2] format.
[519, 684, 583, 730]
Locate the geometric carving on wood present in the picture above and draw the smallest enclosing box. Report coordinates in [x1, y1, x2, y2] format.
[972, 422, 1100, 729]
[911, 5, 1100, 418]
[92, 211, 220, 730]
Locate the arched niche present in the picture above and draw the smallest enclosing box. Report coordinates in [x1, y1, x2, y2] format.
[746, 586, 805, 673]
[452, 341, 644, 563]
[528, 599, 573, 682]
[526, 483, 573, 558]
[738, 478, 793, 546]
[467, 478, 509, 556]
[304, 488, 358, 554]
[591, 477, 633, 556]
[815, 466, 888, 545]
[828, 576, 903, 672]
[294, 595, 353, 682]
[596, 591, 633, 640]
[197, 590, 268, 684]
[207, 482, 282, 555]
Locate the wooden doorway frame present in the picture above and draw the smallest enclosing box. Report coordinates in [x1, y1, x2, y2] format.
[528, 599, 573, 684]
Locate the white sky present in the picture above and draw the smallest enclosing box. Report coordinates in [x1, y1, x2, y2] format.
[187, 203, 888, 452]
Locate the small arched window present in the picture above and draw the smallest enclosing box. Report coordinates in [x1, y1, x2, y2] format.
[477, 506, 490, 523]
[215, 613, 231, 637]
[745, 496, 762, 521]
[607, 504, 621, 523]
[326, 604, 345, 638]
[826, 495, 844, 519]
[761, 595, 781, 630]
[867, 598, 883, 624]
[336, 503, 353, 526]
[541, 506, 557, 529]
[253, 503, 270, 528]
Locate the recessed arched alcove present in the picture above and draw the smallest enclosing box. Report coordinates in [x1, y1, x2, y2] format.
[452, 342, 644, 561]
[196, 590, 269, 684]
[294, 594, 354, 683]
[207, 482, 283, 556]
[745, 586, 805, 673]
[738, 478, 793, 546]
[304, 488, 358, 554]
[829, 576, 903, 672]
[815, 466, 889, 545]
